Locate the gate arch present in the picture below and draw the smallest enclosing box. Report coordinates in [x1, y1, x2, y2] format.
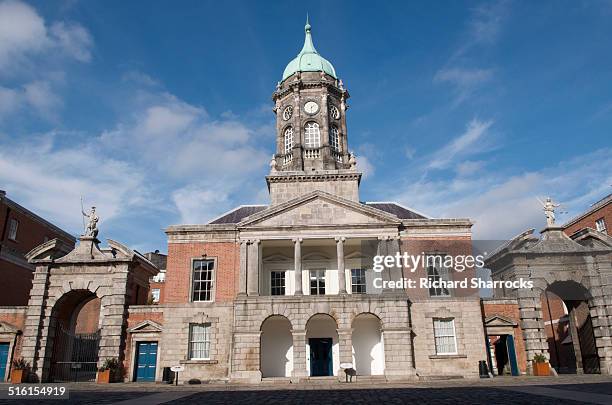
[48, 289, 101, 382]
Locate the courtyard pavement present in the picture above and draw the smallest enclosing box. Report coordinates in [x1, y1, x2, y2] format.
[1, 375, 611, 404]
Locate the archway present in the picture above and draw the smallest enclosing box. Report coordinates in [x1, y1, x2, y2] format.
[351, 313, 384, 375]
[306, 314, 339, 377]
[260, 315, 293, 377]
[541, 281, 599, 374]
[48, 290, 101, 382]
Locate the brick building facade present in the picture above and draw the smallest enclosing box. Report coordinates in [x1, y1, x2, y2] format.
[1, 21, 610, 385]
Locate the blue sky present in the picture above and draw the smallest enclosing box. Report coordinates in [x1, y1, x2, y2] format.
[0, 0, 610, 253]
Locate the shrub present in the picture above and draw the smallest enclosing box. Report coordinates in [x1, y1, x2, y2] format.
[99, 358, 120, 371]
[533, 353, 547, 363]
[12, 358, 30, 370]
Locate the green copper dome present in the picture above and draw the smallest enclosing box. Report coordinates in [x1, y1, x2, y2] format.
[282, 18, 337, 81]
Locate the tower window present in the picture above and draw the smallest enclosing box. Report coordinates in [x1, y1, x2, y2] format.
[304, 122, 321, 148]
[284, 127, 293, 154]
[330, 126, 340, 151]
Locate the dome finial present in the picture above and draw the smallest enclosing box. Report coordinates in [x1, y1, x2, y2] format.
[305, 13, 311, 32]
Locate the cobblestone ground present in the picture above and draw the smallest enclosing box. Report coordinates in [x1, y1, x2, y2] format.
[1, 378, 610, 405]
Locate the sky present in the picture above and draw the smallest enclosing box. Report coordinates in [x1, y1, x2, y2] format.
[0, 0, 611, 253]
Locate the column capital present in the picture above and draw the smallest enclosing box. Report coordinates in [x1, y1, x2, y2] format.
[335, 236, 346, 243]
[292, 237, 303, 243]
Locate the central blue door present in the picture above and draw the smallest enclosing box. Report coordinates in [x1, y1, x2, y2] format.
[0, 343, 9, 381]
[309, 338, 333, 376]
[506, 335, 520, 376]
[135, 342, 157, 382]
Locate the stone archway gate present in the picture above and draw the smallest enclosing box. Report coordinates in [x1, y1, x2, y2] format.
[485, 227, 612, 375]
[23, 236, 158, 382]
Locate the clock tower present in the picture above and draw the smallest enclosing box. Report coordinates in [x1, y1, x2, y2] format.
[267, 19, 362, 205]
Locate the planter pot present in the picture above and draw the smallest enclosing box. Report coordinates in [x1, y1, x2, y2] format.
[532, 361, 550, 376]
[10, 369, 25, 384]
[97, 369, 111, 384]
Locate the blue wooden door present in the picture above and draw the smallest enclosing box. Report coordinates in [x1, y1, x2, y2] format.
[506, 335, 519, 376]
[135, 342, 157, 382]
[0, 343, 9, 381]
[309, 338, 332, 376]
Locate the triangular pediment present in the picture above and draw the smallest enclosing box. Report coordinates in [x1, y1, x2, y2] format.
[484, 314, 518, 327]
[127, 320, 163, 333]
[0, 321, 20, 335]
[238, 191, 401, 228]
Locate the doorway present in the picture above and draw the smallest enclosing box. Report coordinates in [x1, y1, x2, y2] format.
[0, 342, 9, 381]
[309, 338, 332, 376]
[135, 342, 158, 382]
[492, 335, 519, 376]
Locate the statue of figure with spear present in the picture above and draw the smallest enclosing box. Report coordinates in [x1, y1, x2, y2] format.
[80, 197, 99, 238]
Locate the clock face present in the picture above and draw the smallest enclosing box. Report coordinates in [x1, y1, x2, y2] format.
[329, 105, 340, 120]
[282, 106, 293, 120]
[304, 101, 319, 115]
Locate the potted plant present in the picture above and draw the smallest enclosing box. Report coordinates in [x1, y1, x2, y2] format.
[532, 353, 550, 376]
[11, 358, 30, 384]
[97, 358, 120, 383]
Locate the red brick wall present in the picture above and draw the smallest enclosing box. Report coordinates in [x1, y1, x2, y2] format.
[0, 261, 34, 306]
[564, 201, 611, 236]
[0, 197, 74, 306]
[74, 298, 101, 334]
[165, 242, 239, 303]
[400, 236, 478, 299]
[482, 302, 527, 373]
[149, 281, 165, 304]
[0, 199, 73, 256]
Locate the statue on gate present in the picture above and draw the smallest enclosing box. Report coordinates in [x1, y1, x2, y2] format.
[81, 205, 99, 238]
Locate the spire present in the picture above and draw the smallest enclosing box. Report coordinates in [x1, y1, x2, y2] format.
[301, 14, 317, 54]
[281, 17, 337, 81]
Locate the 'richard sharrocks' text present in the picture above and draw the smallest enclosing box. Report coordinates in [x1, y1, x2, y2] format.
[373, 277, 534, 290]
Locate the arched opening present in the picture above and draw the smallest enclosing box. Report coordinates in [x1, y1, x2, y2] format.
[541, 281, 599, 374]
[260, 315, 293, 377]
[351, 313, 385, 376]
[48, 290, 101, 382]
[306, 313, 338, 377]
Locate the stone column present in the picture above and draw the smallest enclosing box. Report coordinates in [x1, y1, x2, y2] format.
[98, 270, 129, 365]
[336, 237, 346, 294]
[378, 237, 393, 292]
[568, 304, 584, 374]
[20, 264, 51, 382]
[518, 289, 549, 375]
[293, 238, 303, 295]
[247, 240, 260, 296]
[388, 236, 404, 288]
[337, 328, 352, 381]
[291, 329, 308, 382]
[238, 240, 248, 296]
[586, 256, 612, 375]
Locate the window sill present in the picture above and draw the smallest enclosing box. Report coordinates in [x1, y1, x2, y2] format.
[180, 359, 218, 365]
[428, 354, 467, 359]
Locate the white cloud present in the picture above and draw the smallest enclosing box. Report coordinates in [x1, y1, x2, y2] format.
[0, 133, 149, 233]
[23, 80, 62, 119]
[172, 184, 231, 224]
[0, 0, 93, 70]
[394, 148, 612, 240]
[0, 85, 19, 116]
[467, 0, 510, 46]
[0, 85, 272, 234]
[49, 21, 93, 63]
[0, 0, 47, 69]
[427, 118, 494, 170]
[356, 155, 375, 178]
